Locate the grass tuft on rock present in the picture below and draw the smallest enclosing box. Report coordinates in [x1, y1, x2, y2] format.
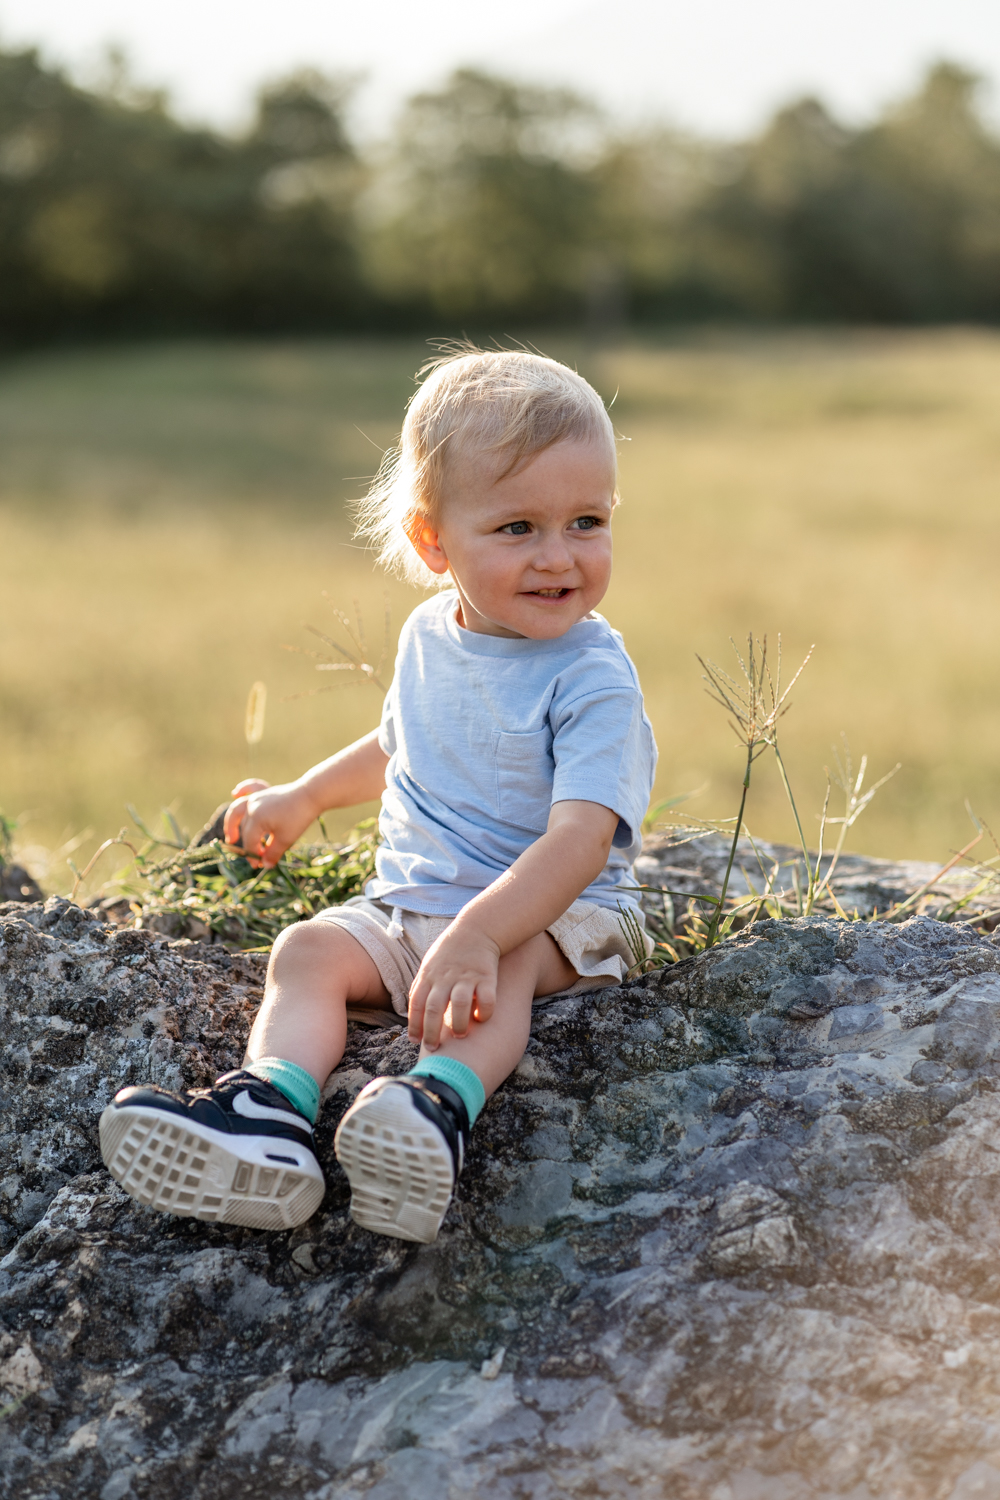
[102, 820, 380, 950]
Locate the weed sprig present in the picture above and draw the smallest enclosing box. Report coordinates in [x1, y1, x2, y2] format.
[617, 634, 998, 973]
[697, 634, 813, 942]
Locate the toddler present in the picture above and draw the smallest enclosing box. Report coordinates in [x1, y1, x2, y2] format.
[100, 348, 657, 1244]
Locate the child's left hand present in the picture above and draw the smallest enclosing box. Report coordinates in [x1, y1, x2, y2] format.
[407, 924, 500, 1049]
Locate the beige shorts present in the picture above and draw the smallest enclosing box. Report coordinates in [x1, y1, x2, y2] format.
[311, 895, 651, 1018]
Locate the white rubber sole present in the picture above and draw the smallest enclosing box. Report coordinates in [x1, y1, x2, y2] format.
[99, 1103, 325, 1230]
[334, 1083, 455, 1243]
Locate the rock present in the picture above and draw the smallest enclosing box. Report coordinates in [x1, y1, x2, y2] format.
[0, 1340, 44, 1398]
[0, 897, 266, 1251]
[191, 801, 230, 848]
[636, 828, 998, 925]
[5, 893, 1000, 1496]
[0, 864, 43, 905]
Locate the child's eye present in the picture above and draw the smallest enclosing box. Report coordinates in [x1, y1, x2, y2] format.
[570, 516, 601, 531]
[499, 521, 531, 536]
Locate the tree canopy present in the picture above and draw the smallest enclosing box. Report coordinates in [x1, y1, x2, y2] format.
[2, 51, 1000, 341]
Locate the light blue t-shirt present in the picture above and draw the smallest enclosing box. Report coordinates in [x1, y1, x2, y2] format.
[367, 591, 657, 916]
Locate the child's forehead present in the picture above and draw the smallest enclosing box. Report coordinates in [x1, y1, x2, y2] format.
[448, 435, 616, 493]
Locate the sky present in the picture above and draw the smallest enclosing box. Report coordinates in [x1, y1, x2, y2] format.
[1, 0, 998, 139]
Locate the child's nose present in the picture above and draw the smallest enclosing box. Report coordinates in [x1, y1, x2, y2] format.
[532, 533, 574, 571]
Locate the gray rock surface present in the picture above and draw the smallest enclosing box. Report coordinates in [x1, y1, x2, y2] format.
[5, 886, 1000, 1498]
[638, 822, 995, 924]
[636, 829, 998, 926]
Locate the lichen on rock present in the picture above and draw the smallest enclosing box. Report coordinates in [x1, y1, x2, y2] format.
[4, 890, 1000, 1497]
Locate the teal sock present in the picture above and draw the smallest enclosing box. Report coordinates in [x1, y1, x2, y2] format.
[243, 1058, 320, 1125]
[408, 1056, 486, 1127]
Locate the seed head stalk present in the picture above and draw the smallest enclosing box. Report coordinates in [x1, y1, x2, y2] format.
[698, 634, 814, 947]
[772, 742, 814, 913]
[704, 740, 754, 946]
[245, 680, 267, 778]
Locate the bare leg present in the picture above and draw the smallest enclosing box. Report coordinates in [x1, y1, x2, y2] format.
[244, 920, 392, 1090]
[333, 932, 577, 1242]
[100, 917, 387, 1232]
[418, 930, 576, 1097]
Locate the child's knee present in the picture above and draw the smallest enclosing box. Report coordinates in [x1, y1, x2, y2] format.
[268, 917, 386, 1002]
[270, 917, 346, 965]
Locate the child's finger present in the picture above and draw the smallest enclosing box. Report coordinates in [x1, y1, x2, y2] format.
[223, 797, 248, 846]
[407, 979, 428, 1042]
[471, 981, 496, 1024]
[419, 982, 454, 1050]
[259, 832, 288, 868]
[445, 981, 477, 1038]
[239, 815, 276, 868]
[240, 814, 263, 855]
[230, 778, 270, 798]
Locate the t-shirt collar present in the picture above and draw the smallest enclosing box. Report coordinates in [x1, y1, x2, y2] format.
[439, 591, 604, 657]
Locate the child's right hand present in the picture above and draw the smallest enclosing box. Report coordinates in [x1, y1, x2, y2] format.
[223, 779, 317, 868]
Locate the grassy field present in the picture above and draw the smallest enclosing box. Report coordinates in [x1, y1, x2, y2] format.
[2, 329, 999, 896]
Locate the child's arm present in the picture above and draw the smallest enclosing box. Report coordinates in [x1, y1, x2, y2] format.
[223, 729, 390, 867]
[407, 799, 620, 1047]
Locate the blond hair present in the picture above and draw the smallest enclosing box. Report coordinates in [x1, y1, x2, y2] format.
[354, 346, 617, 588]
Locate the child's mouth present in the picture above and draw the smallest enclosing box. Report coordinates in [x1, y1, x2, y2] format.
[528, 588, 572, 599]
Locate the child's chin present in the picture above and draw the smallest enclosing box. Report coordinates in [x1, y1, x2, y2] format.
[517, 602, 585, 637]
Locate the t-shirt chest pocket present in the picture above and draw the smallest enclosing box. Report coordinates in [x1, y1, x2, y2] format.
[493, 728, 554, 833]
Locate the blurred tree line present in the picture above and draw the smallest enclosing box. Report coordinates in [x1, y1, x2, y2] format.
[2, 47, 1000, 342]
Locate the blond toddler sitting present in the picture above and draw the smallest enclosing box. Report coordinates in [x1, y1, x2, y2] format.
[100, 347, 657, 1244]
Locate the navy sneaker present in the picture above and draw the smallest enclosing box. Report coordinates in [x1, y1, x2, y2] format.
[334, 1074, 470, 1243]
[99, 1069, 324, 1230]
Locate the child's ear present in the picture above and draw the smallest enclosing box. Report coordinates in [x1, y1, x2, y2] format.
[406, 512, 450, 576]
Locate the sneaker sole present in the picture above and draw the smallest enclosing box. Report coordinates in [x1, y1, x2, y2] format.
[334, 1084, 454, 1243]
[99, 1103, 325, 1230]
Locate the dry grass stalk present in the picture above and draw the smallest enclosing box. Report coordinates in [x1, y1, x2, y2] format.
[69, 829, 140, 903]
[814, 738, 901, 907]
[697, 633, 813, 944]
[283, 594, 392, 699]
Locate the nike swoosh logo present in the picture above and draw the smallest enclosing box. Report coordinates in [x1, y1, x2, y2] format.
[232, 1090, 313, 1133]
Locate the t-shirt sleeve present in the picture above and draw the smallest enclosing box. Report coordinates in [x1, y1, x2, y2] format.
[550, 683, 657, 848]
[377, 680, 397, 757]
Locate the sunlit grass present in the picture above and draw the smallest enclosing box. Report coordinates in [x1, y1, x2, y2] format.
[2, 328, 999, 893]
[594, 330, 1000, 862]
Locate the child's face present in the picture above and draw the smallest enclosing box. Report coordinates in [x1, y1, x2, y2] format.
[413, 438, 616, 639]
